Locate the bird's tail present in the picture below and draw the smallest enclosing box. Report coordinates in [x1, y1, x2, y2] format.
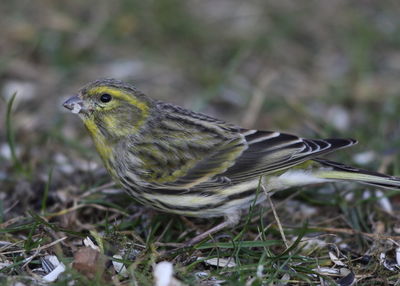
[313, 158, 400, 190]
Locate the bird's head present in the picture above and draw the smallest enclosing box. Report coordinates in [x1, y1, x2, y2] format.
[63, 79, 153, 141]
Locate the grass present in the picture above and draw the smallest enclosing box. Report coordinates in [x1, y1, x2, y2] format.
[5, 93, 22, 173]
[1, 180, 399, 284]
[2, 1, 400, 285]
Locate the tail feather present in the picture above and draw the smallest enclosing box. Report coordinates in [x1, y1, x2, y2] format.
[313, 158, 400, 190]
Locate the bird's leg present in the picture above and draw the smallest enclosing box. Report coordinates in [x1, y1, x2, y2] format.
[185, 180, 271, 247]
[180, 178, 273, 248]
[184, 213, 240, 247]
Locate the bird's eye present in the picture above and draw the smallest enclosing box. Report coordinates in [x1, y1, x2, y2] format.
[100, 93, 112, 103]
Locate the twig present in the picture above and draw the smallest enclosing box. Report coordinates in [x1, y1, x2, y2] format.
[155, 219, 173, 243]
[4, 200, 19, 215]
[312, 226, 400, 241]
[241, 72, 276, 127]
[250, 189, 301, 224]
[80, 182, 116, 198]
[45, 203, 128, 219]
[114, 231, 146, 245]
[21, 247, 41, 268]
[0, 235, 39, 252]
[0, 236, 67, 255]
[266, 192, 289, 249]
[0, 216, 25, 229]
[154, 242, 185, 248]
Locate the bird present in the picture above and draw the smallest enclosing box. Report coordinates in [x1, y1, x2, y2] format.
[63, 78, 400, 244]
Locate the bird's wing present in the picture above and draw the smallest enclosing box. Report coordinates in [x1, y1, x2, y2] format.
[134, 125, 355, 191]
[132, 102, 356, 190]
[216, 129, 357, 184]
[131, 103, 248, 189]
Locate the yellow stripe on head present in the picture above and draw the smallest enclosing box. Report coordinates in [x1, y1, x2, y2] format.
[88, 86, 149, 117]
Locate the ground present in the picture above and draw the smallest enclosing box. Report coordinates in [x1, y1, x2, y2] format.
[1, 1, 400, 285]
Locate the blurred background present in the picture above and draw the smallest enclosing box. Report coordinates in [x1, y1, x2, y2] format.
[1, 0, 400, 219]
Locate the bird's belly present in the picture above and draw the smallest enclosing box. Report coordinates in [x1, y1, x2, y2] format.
[118, 173, 264, 218]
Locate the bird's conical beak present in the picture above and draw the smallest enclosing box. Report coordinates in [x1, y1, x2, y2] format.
[63, 95, 84, 114]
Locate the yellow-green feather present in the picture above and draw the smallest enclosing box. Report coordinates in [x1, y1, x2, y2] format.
[82, 118, 115, 175]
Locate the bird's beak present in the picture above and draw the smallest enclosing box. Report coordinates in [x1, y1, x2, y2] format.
[63, 95, 84, 114]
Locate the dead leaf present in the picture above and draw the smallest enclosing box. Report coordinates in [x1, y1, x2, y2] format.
[72, 247, 106, 279]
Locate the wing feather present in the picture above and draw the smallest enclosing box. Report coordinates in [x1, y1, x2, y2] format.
[217, 129, 357, 184]
[129, 103, 356, 192]
[130, 103, 247, 189]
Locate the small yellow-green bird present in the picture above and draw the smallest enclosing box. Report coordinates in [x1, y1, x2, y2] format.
[63, 79, 400, 243]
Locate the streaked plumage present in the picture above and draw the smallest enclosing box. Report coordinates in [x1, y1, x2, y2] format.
[63, 78, 400, 219]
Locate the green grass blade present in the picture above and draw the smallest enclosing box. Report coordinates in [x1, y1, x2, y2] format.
[5, 92, 22, 171]
[41, 167, 53, 213]
[194, 240, 282, 250]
